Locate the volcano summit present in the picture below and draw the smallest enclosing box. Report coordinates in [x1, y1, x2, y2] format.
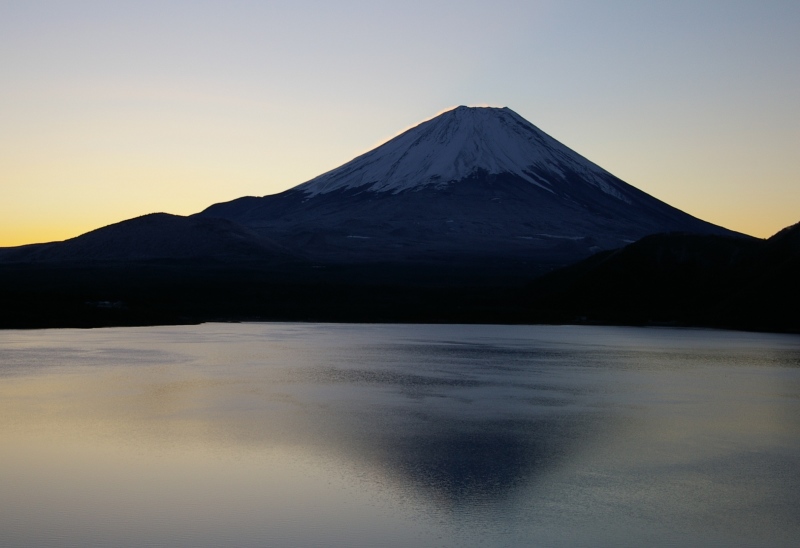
[0, 105, 768, 328]
[199, 106, 734, 266]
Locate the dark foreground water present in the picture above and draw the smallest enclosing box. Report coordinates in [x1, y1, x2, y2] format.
[1, 323, 799, 547]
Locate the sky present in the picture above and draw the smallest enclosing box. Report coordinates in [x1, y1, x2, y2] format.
[1, 0, 798, 246]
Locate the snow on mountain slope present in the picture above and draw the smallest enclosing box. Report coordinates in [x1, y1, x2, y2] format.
[297, 106, 627, 201]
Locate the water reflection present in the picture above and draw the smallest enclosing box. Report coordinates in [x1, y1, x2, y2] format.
[349, 417, 589, 507]
[1, 324, 799, 547]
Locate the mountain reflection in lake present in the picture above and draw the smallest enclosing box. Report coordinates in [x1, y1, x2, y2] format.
[1, 324, 799, 547]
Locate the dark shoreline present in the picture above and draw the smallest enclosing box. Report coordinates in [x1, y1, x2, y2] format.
[2, 261, 797, 334]
[3, 224, 798, 334]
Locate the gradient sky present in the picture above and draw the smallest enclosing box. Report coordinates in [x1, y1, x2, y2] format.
[2, 0, 798, 246]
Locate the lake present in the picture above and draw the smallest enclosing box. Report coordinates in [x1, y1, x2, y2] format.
[1, 323, 799, 547]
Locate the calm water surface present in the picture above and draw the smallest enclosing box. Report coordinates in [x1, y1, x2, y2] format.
[1, 323, 799, 547]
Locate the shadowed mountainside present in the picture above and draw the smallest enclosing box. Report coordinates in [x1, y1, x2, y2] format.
[0, 222, 796, 332]
[0, 213, 294, 263]
[525, 221, 800, 332]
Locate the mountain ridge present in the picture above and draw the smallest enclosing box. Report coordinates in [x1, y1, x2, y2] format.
[198, 105, 741, 265]
[0, 105, 743, 268]
[0, 213, 293, 263]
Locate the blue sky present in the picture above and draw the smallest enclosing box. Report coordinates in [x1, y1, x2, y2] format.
[2, 0, 798, 245]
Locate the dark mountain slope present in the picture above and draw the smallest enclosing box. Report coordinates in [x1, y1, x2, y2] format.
[0, 213, 294, 264]
[526, 222, 799, 332]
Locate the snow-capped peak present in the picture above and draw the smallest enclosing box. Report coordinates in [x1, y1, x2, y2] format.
[295, 106, 625, 199]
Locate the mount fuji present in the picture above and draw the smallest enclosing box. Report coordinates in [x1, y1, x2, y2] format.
[3, 105, 784, 329]
[198, 106, 736, 266]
